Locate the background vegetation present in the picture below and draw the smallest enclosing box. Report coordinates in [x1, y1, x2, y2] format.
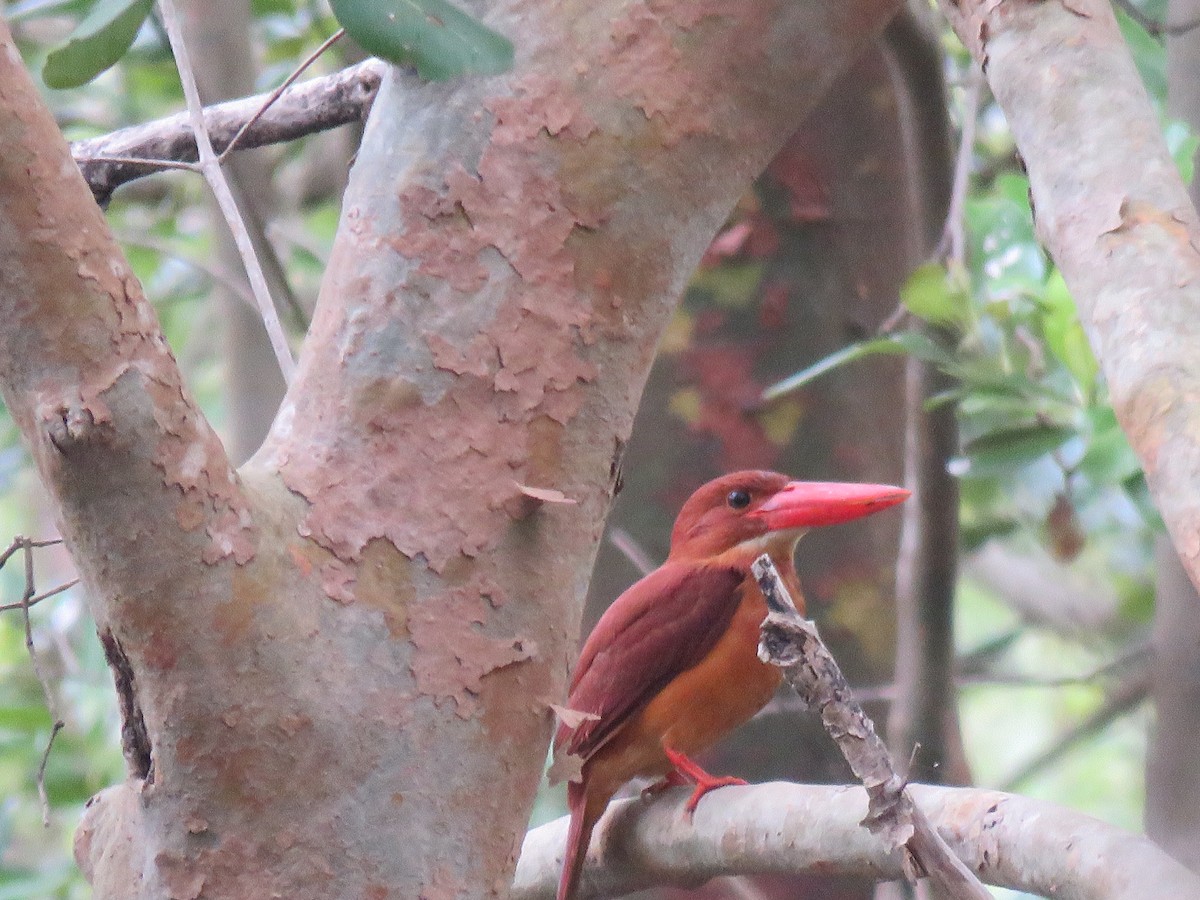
[0, 0, 1188, 896]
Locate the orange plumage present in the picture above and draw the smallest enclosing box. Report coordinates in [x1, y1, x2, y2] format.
[553, 470, 909, 900]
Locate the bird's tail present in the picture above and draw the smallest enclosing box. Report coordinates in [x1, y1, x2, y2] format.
[557, 779, 606, 900]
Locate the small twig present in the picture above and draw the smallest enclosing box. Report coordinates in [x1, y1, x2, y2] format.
[7, 538, 67, 827]
[158, 0, 296, 383]
[937, 68, 984, 267]
[1000, 668, 1150, 791]
[117, 231, 260, 311]
[218, 28, 346, 164]
[0, 578, 80, 614]
[752, 555, 992, 900]
[608, 527, 657, 577]
[0, 537, 62, 567]
[68, 154, 200, 174]
[1111, 0, 1200, 36]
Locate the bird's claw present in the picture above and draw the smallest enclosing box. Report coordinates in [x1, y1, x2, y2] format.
[683, 775, 748, 819]
[641, 770, 687, 799]
[663, 747, 749, 820]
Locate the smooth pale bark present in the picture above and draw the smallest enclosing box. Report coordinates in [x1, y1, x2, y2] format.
[0, 1, 905, 896]
[1146, 2, 1200, 870]
[513, 783, 1200, 899]
[938, 0, 1200, 594]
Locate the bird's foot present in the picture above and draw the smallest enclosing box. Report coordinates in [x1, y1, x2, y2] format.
[640, 770, 687, 799]
[663, 748, 748, 820]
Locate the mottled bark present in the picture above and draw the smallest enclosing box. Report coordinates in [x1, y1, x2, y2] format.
[938, 0, 1200, 595]
[0, 1, 905, 896]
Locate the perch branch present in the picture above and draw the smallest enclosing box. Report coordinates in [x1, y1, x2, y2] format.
[514, 781, 1200, 899]
[751, 555, 991, 899]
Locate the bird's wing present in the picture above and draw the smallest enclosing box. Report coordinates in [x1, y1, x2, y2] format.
[555, 561, 745, 763]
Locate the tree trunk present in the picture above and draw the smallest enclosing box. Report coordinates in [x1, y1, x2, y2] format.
[1143, 1, 1200, 870]
[0, 3, 903, 896]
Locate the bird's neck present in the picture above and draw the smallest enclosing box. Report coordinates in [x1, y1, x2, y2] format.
[702, 530, 803, 576]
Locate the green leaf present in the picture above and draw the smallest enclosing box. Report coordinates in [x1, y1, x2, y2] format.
[1164, 119, 1200, 185]
[688, 263, 765, 309]
[761, 331, 956, 402]
[42, 0, 153, 90]
[1078, 410, 1141, 486]
[1039, 270, 1098, 395]
[329, 0, 513, 81]
[902, 262, 969, 327]
[958, 423, 1074, 478]
[7, 0, 91, 23]
[1115, 4, 1166, 105]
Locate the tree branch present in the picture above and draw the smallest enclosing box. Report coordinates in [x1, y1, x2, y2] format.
[513, 782, 1200, 899]
[70, 59, 383, 205]
[935, 0, 1200, 598]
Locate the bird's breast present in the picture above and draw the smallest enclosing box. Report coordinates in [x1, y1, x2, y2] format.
[639, 579, 782, 758]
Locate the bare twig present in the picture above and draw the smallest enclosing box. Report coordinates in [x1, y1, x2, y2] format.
[71, 59, 381, 204]
[69, 154, 200, 175]
[607, 527, 657, 577]
[117, 231, 260, 311]
[0, 577, 80, 614]
[937, 67, 983, 267]
[218, 28, 346, 164]
[752, 555, 992, 900]
[158, 0, 295, 383]
[1, 537, 69, 827]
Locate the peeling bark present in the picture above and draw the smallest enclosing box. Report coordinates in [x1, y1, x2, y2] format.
[0, 1, 906, 896]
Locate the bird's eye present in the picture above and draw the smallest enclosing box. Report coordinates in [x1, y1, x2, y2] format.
[727, 490, 751, 510]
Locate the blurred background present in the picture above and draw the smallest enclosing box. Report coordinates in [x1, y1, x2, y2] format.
[0, 0, 1196, 896]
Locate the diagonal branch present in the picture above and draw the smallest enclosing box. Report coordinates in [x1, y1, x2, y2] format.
[752, 556, 991, 899]
[70, 59, 383, 205]
[158, 0, 295, 383]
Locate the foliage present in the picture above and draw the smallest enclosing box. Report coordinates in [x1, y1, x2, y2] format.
[0, 0, 1189, 895]
[328, 0, 512, 80]
[28, 0, 512, 88]
[41, 0, 151, 89]
[758, 1, 1180, 841]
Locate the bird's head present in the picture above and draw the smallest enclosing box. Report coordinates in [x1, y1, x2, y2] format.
[667, 470, 910, 562]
